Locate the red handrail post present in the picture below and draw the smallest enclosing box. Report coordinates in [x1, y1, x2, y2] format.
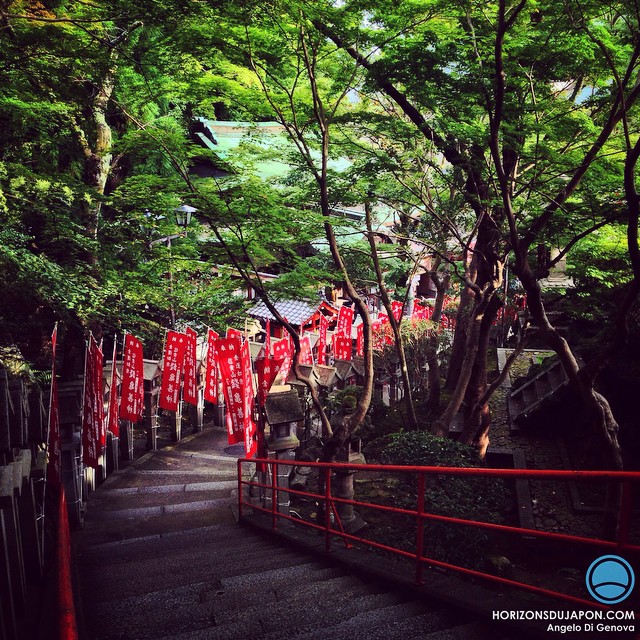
[58, 487, 79, 640]
[237, 459, 243, 519]
[415, 471, 425, 585]
[324, 466, 332, 552]
[271, 460, 278, 531]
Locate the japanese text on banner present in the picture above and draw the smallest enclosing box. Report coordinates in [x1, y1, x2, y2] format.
[159, 331, 187, 412]
[183, 327, 198, 406]
[215, 337, 245, 445]
[204, 329, 219, 404]
[119, 334, 145, 422]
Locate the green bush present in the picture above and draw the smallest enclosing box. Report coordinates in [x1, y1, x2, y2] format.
[366, 431, 505, 570]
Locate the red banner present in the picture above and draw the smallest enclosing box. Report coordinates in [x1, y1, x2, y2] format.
[241, 339, 257, 457]
[337, 305, 354, 338]
[391, 301, 403, 322]
[159, 331, 187, 412]
[241, 339, 255, 405]
[227, 327, 243, 341]
[82, 335, 103, 469]
[216, 337, 245, 445]
[272, 338, 292, 382]
[204, 329, 219, 404]
[317, 314, 328, 365]
[107, 341, 119, 438]
[412, 301, 430, 320]
[256, 357, 284, 406]
[47, 325, 61, 486]
[183, 327, 198, 406]
[356, 323, 364, 357]
[333, 334, 352, 361]
[299, 335, 313, 365]
[119, 334, 145, 422]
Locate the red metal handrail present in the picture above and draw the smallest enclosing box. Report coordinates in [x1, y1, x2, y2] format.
[237, 458, 640, 610]
[57, 486, 79, 640]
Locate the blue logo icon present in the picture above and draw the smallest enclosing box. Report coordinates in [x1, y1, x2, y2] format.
[586, 555, 635, 604]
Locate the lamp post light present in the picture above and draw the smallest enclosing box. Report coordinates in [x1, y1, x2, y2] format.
[174, 204, 197, 228]
[147, 204, 196, 328]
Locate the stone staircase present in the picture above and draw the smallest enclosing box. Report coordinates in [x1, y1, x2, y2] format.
[507, 358, 568, 431]
[72, 428, 523, 640]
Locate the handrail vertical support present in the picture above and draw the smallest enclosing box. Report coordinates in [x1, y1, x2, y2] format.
[415, 471, 425, 585]
[271, 460, 278, 531]
[237, 460, 243, 519]
[324, 467, 332, 552]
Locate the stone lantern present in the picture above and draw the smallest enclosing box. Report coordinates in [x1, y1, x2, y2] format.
[331, 397, 367, 534]
[264, 390, 303, 515]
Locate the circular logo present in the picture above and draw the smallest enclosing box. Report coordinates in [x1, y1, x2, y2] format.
[586, 555, 635, 604]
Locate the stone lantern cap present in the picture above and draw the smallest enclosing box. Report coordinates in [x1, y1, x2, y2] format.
[264, 390, 304, 426]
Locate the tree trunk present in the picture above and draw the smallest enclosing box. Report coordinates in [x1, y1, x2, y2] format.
[445, 274, 475, 391]
[458, 294, 501, 452]
[364, 199, 418, 429]
[431, 289, 495, 437]
[425, 268, 448, 412]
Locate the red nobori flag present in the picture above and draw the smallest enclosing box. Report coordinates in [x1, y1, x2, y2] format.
[317, 314, 328, 365]
[82, 335, 103, 469]
[47, 325, 61, 486]
[107, 341, 120, 437]
[183, 327, 198, 406]
[337, 305, 354, 337]
[272, 337, 292, 382]
[159, 331, 187, 412]
[333, 333, 352, 361]
[215, 337, 245, 445]
[204, 329, 219, 404]
[356, 323, 364, 356]
[391, 301, 403, 322]
[412, 301, 428, 320]
[226, 327, 243, 341]
[119, 334, 145, 422]
[299, 335, 313, 365]
[241, 339, 257, 457]
[256, 357, 284, 406]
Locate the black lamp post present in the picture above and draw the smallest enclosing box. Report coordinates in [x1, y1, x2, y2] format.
[174, 204, 197, 228]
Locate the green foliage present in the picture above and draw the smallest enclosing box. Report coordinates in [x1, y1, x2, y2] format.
[567, 224, 631, 290]
[369, 431, 506, 570]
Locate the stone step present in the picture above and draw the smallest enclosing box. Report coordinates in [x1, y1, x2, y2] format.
[415, 620, 498, 639]
[152, 591, 417, 640]
[76, 502, 238, 544]
[81, 564, 351, 640]
[82, 495, 232, 520]
[78, 522, 262, 556]
[276, 599, 435, 640]
[84, 480, 237, 512]
[79, 545, 319, 603]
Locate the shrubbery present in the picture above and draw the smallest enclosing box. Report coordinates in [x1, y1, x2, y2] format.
[364, 431, 505, 570]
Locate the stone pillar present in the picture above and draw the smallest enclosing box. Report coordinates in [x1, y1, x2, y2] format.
[120, 421, 134, 461]
[267, 422, 300, 516]
[171, 401, 182, 442]
[144, 387, 159, 451]
[333, 446, 367, 534]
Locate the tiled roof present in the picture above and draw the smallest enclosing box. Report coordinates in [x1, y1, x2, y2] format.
[314, 364, 338, 388]
[334, 360, 355, 380]
[249, 299, 320, 325]
[352, 356, 365, 377]
[286, 364, 314, 384]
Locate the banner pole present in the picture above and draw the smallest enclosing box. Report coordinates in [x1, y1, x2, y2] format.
[41, 322, 58, 561]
